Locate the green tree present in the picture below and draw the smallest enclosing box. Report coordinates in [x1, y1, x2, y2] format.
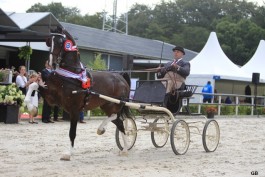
[27, 2, 80, 22]
[66, 13, 103, 29]
[127, 4, 153, 37]
[251, 6, 265, 28]
[216, 18, 265, 65]
[88, 54, 107, 70]
[26, 0, 265, 64]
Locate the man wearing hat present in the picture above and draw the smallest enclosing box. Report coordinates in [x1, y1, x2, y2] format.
[157, 46, 190, 107]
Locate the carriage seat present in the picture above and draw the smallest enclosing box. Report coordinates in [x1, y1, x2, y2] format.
[168, 84, 198, 115]
[132, 80, 197, 115]
[177, 84, 197, 98]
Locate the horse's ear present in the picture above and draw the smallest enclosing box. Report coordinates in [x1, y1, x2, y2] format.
[50, 28, 56, 33]
[57, 26, 63, 33]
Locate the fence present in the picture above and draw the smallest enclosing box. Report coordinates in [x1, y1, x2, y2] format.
[192, 93, 265, 116]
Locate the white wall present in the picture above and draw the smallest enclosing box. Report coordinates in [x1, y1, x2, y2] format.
[186, 75, 215, 103]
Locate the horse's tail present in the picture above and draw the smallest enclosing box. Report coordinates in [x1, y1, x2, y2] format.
[120, 72, 131, 88]
[119, 72, 132, 118]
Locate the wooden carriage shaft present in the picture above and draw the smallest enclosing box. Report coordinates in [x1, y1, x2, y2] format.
[89, 91, 176, 121]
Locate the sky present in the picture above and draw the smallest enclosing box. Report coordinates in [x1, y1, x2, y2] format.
[0, 0, 164, 15]
[1, 0, 264, 16]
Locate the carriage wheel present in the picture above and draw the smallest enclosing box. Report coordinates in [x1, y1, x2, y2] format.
[151, 117, 170, 148]
[170, 120, 190, 155]
[202, 119, 220, 152]
[115, 117, 137, 151]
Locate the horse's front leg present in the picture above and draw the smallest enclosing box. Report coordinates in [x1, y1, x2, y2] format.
[60, 112, 78, 161]
[97, 114, 116, 135]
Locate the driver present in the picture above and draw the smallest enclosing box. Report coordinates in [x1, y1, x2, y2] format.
[157, 46, 190, 106]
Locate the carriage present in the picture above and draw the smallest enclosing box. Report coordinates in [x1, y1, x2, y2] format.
[92, 79, 220, 155]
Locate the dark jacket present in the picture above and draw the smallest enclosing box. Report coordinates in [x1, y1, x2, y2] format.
[41, 68, 51, 82]
[162, 59, 190, 79]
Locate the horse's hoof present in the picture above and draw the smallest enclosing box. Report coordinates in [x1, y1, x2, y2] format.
[119, 151, 128, 156]
[97, 128, 105, 135]
[60, 154, 71, 161]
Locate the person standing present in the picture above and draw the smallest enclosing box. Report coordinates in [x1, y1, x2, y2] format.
[24, 73, 40, 124]
[202, 81, 213, 103]
[16, 65, 31, 95]
[79, 111, 86, 123]
[41, 60, 58, 123]
[245, 85, 251, 103]
[157, 46, 190, 107]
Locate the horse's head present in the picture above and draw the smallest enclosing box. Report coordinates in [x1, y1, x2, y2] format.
[47, 26, 80, 72]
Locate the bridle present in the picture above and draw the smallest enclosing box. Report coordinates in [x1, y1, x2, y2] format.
[49, 33, 65, 68]
[49, 33, 85, 72]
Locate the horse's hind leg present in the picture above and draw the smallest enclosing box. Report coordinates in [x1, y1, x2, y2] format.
[112, 117, 129, 156]
[60, 113, 78, 161]
[97, 114, 117, 135]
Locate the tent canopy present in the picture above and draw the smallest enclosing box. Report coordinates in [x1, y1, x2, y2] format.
[241, 40, 265, 81]
[190, 32, 251, 82]
[0, 8, 61, 42]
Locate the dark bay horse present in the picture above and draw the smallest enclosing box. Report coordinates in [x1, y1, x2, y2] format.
[40, 27, 131, 160]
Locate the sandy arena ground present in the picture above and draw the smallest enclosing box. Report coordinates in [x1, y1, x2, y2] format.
[0, 117, 264, 177]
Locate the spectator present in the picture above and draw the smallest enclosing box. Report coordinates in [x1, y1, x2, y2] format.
[16, 65, 30, 95]
[79, 111, 86, 123]
[202, 81, 213, 103]
[24, 73, 40, 124]
[41, 60, 58, 123]
[245, 85, 251, 103]
[225, 96, 232, 104]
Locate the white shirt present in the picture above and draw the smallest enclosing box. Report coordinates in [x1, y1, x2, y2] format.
[16, 75, 27, 88]
[24, 82, 39, 108]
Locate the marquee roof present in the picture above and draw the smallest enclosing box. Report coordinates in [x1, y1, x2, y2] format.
[0, 8, 61, 42]
[241, 40, 265, 81]
[190, 32, 251, 82]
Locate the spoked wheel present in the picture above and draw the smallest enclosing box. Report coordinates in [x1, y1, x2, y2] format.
[170, 120, 190, 155]
[115, 118, 137, 151]
[202, 119, 220, 152]
[151, 117, 170, 148]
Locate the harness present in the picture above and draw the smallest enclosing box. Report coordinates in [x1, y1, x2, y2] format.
[52, 71, 93, 108]
[48, 32, 93, 109]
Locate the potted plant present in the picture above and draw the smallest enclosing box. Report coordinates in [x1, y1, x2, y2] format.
[18, 45, 32, 71]
[0, 83, 26, 123]
[18, 45, 32, 60]
[205, 106, 217, 118]
[0, 68, 13, 83]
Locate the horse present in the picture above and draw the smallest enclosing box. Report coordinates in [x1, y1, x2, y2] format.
[40, 27, 131, 160]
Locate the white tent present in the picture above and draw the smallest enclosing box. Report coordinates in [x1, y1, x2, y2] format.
[186, 32, 253, 103]
[241, 40, 265, 82]
[189, 32, 251, 82]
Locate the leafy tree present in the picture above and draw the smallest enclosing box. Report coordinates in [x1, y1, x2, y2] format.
[171, 25, 210, 52]
[251, 5, 265, 28]
[216, 18, 265, 65]
[127, 4, 153, 37]
[67, 13, 103, 29]
[26, 0, 265, 65]
[27, 2, 80, 22]
[88, 54, 107, 70]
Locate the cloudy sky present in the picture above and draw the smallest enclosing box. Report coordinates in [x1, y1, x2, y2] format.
[1, 0, 264, 16]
